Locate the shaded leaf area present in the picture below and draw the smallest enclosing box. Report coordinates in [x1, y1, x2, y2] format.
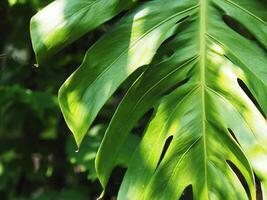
[30, 0, 267, 199]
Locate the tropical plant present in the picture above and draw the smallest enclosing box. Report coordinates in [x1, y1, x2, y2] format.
[30, 0, 267, 199]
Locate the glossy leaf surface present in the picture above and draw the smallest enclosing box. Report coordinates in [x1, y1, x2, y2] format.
[31, 0, 267, 199]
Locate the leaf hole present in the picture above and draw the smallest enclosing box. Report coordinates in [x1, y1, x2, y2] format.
[161, 77, 190, 97]
[153, 15, 191, 60]
[104, 166, 127, 199]
[154, 32, 179, 59]
[179, 185, 193, 200]
[156, 135, 173, 168]
[159, 32, 177, 46]
[222, 15, 266, 52]
[175, 15, 190, 24]
[254, 173, 263, 200]
[155, 15, 190, 57]
[132, 108, 154, 137]
[222, 15, 255, 41]
[227, 128, 240, 145]
[226, 160, 251, 199]
[237, 78, 266, 118]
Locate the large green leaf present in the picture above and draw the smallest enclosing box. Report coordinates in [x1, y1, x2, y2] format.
[31, 0, 267, 199]
[94, 0, 267, 199]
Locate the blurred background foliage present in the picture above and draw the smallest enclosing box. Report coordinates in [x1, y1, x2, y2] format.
[0, 0, 128, 199]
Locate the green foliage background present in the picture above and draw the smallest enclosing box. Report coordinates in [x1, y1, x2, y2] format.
[0, 0, 124, 199]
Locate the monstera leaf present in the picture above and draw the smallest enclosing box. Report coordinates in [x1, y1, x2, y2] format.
[30, 0, 267, 199]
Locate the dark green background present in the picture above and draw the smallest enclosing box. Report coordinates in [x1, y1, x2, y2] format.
[0, 0, 126, 199]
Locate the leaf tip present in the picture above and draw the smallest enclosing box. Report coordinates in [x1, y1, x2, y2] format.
[96, 190, 105, 200]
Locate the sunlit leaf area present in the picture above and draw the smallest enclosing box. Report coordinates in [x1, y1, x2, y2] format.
[1, 0, 267, 199]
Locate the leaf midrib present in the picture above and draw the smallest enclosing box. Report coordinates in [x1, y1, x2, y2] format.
[199, 0, 208, 197]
